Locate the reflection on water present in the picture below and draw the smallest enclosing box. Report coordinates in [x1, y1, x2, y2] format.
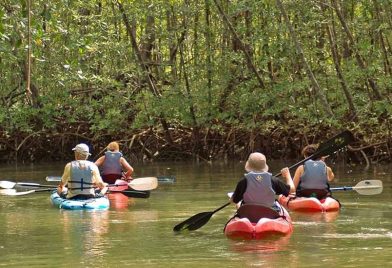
[0, 161, 391, 267]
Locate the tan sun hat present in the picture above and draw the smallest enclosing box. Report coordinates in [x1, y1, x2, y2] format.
[245, 152, 269, 172]
[72, 143, 91, 156]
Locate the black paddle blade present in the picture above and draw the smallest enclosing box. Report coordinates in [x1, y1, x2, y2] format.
[173, 212, 213, 232]
[110, 190, 150, 198]
[315, 130, 354, 157]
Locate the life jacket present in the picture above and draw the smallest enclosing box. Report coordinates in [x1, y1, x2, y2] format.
[243, 172, 276, 208]
[298, 160, 328, 190]
[101, 151, 123, 176]
[67, 160, 96, 198]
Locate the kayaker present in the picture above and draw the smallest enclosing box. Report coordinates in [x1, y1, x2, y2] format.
[293, 144, 335, 199]
[95, 141, 134, 184]
[57, 143, 108, 200]
[230, 152, 295, 211]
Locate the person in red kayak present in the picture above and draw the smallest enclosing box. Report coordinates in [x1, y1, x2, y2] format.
[293, 144, 335, 199]
[57, 143, 108, 199]
[95, 141, 134, 184]
[230, 152, 295, 211]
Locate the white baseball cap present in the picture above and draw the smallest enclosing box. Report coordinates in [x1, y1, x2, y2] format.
[72, 143, 91, 156]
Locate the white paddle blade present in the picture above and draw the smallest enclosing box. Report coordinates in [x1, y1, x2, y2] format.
[46, 176, 61, 182]
[353, 180, 383, 195]
[129, 177, 158, 191]
[0, 189, 36, 196]
[0, 181, 17, 189]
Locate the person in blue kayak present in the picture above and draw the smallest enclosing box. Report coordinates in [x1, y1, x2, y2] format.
[95, 141, 134, 184]
[57, 143, 108, 200]
[293, 144, 335, 199]
[230, 152, 295, 211]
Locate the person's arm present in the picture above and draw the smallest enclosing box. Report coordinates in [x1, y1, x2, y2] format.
[94, 156, 105, 167]
[231, 178, 247, 205]
[281, 167, 295, 194]
[293, 165, 304, 189]
[326, 166, 334, 182]
[120, 157, 134, 180]
[57, 163, 71, 194]
[92, 165, 108, 194]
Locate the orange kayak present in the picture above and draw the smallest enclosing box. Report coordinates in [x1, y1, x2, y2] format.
[278, 195, 340, 212]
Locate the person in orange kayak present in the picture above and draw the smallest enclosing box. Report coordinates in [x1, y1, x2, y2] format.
[95, 141, 134, 184]
[293, 144, 335, 199]
[57, 143, 108, 199]
[230, 152, 295, 211]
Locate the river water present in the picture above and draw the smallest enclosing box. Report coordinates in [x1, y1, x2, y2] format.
[0, 160, 391, 267]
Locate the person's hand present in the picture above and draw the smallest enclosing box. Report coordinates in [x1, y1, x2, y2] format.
[281, 167, 290, 177]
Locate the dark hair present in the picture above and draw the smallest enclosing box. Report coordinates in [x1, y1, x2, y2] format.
[301, 144, 319, 158]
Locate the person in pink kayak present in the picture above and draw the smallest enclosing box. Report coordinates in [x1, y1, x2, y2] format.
[95, 141, 134, 184]
[57, 143, 108, 199]
[293, 144, 335, 199]
[230, 152, 295, 211]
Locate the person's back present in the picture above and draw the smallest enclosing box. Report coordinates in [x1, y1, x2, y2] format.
[293, 144, 334, 199]
[57, 143, 107, 199]
[231, 152, 295, 212]
[67, 160, 96, 199]
[243, 171, 276, 208]
[95, 141, 134, 184]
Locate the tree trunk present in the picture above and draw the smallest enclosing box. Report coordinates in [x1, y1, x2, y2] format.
[331, 0, 383, 100]
[212, 0, 265, 89]
[276, 0, 334, 117]
[323, 1, 357, 119]
[117, 1, 173, 145]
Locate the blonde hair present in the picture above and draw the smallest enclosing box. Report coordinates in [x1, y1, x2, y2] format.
[107, 141, 120, 152]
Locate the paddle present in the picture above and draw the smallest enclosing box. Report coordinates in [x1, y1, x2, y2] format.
[45, 176, 158, 191]
[0, 185, 150, 198]
[109, 189, 150, 198]
[226, 180, 383, 198]
[0, 181, 57, 189]
[331, 180, 383, 195]
[173, 130, 354, 232]
[0, 188, 54, 196]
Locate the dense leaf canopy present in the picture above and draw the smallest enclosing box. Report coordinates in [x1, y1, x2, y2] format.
[0, 0, 390, 163]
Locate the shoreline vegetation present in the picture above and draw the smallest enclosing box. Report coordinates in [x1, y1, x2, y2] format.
[1, 1, 391, 164]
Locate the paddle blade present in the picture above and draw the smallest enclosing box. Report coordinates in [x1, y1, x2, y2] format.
[157, 175, 176, 183]
[316, 130, 354, 157]
[353, 180, 383, 195]
[129, 177, 158, 191]
[46, 176, 61, 182]
[110, 189, 150, 198]
[173, 212, 213, 232]
[0, 181, 17, 189]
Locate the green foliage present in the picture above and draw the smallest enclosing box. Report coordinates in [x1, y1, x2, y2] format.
[0, 0, 390, 161]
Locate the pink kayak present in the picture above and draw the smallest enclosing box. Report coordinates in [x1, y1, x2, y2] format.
[278, 194, 340, 212]
[224, 204, 293, 240]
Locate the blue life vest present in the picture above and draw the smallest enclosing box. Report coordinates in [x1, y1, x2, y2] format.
[68, 160, 96, 197]
[102, 151, 123, 176]
[243, 172, 276, 208]
[299, 160, 328, 190]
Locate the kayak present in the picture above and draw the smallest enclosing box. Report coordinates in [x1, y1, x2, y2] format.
[278, 194, 340, 212]
[224, 203, 293, 240]
[107, 180, 131, 209]
[50, 191, 110, 210]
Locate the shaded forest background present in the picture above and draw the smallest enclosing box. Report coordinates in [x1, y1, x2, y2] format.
[0, 0, 391, 165]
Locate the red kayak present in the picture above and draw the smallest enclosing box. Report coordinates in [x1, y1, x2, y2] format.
[278, 194, 340, 212]
[224, 203, 293, 240]
[107, 179, 131, 209]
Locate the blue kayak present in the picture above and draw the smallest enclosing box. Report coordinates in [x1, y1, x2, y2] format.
[50, 192, 110, 210]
